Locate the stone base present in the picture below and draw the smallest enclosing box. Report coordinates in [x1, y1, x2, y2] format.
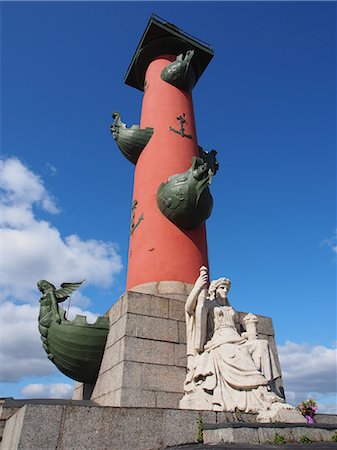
[1, 399, 336, 450]
[72, 282, 285, 409]
[204, 421, 337, 446]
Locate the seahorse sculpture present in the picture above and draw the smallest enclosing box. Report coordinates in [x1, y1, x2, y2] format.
[110, 112, 154, 164]
[157, 147, 218, 229]
[37, 279, 109, 384]
[160, 50, 196, 92]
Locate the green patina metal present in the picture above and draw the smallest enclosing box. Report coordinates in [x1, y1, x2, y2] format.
[130, 199, 144, 235]
[110, 112, 154, 164]
[169, 113, 192, 139]
[37, 280, 109, 384]
[157, 148, 218, 229]
[161, 50, 196, 92]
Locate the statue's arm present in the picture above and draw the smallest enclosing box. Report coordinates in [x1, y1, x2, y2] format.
[185, 267, 208, 315]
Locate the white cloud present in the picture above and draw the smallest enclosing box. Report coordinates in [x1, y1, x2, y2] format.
[279, 341, 337, 413]
[21, 383, 73, 399]
[0, 157, 123, 303]
[0, 302, 56, 382]
[0, 157, 59, 215]
[0, 300, 100, 382]
[0, 157, 122, 384]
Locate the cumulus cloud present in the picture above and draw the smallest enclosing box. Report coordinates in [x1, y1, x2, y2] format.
[0, 157, 123, 303]
[21, 383, 73, 399]
[0, 157, 122, 383]
[0, 296, 100, 383]
[279, 341, 337, 413]
[0, 302, 56, 382]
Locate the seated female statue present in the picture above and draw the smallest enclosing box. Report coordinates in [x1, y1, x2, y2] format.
[180, 267, 292, 419]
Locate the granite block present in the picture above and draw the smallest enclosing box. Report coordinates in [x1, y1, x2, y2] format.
[155, 391, 182, 409]
[141, 363, 185, 393]
[91, 362, 124, 399]
[122, 291, 169, 318]
[1, 405, 26, 450]
[107, 295, 124, 326]
[125, 313, 179, 343]
[258, 427, 291, 444]
[129, 282, 159, 296]
[124, 335, 175, 365]
[99, 337, 124, 373]
[106, 313, 127, 348]
[158, 281, 187, 300]
[93, 389, 121, 407]
[2, 405, 64, 450]
[121, 361, 143, 389]
[119, 387, 157, 407]
[178, 320, 187, 344]
[72, 382, 83, 400]
[174, 343, 187, 367]
[169, 298, 185, 321]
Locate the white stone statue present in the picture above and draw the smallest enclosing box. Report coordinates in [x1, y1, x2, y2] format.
[179, 267, 300, 422]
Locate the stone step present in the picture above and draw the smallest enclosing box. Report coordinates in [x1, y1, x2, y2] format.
[203, 422, 337, 445]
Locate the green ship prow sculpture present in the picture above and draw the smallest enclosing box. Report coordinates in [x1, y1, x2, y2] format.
[37, 280, 109, 384]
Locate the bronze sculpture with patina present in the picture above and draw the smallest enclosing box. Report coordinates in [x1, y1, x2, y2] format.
[37, 280, 109, 384]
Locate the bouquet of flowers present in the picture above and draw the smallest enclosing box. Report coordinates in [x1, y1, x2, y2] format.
[297, 399, 318, 423]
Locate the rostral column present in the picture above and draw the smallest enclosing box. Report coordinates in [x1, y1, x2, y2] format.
[111, 16, 216, 290]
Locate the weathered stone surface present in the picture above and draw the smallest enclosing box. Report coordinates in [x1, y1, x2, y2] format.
[122, 291, 169, 318]
[91, 362, 124, 399]
[72, 382, 83, 400]
[174, 343, 187, 367]
[124, 335, 175, 365]
[141, 363, 186, 393]
[119, 387, 157, 407]
[205, 426, 260, 444]
[315, 413, 337, 424]
[156, 391, 182, 409]
[2, 404, 64, 450]
[178, 320, 187, 344]
[98, 338, 124, 374]
[129, 281, 193, 300]
[169, 298, 185, 321]
[158, 281, 188, 300]
[106, 313, 127, 348]
[2, 401, 336, 450]
[92, 389, 121, 407]
[125, 313, 179, 342]
[129, 282, 159, 296]
[1, 405, 26, 450]
[107, 295, 124, 326]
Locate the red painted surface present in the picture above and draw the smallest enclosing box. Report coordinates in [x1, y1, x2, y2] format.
[126, 55, 209, 290]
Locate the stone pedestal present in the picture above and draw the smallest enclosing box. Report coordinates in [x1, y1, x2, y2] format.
[73, 283, 285, 408]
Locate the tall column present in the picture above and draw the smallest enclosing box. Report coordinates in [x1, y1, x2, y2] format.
[112, 16, 215, 291]
[126, 54, 208, 289]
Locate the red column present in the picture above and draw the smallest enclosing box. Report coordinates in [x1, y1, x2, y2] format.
[126, 55, 209, 290]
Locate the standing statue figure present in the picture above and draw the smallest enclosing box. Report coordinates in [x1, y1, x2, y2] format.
[180, 267, 293, 421]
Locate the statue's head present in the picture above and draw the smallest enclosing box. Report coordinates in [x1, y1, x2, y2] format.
[37, 280, 56, 293]
[208, 277, 231, 301]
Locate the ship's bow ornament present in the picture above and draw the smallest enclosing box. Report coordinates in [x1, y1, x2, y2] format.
[161, 50, 196, 92]
[37, 279, 109, 384]
[110, 112, 154, 164]
[157, 148, 218, 229]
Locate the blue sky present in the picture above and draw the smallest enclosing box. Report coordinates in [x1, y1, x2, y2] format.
[1, 2, 336, 412]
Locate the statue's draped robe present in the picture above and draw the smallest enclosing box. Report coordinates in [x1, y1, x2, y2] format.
[181, 300, 282, 412]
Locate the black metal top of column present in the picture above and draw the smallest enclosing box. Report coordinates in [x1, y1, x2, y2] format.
[124, 14, 214, 92]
